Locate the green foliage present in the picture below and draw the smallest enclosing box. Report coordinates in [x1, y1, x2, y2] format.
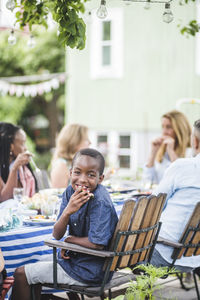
[179, 0, 199, 37]
[21, 28, 65, 74]
[181, 20, 199, 37]
[125, 264, 173, 300]
[0, 29, 65, 76]
[34, 150, 52, 170]
[14, 0, 88, 50]
[0, 32, 25, 76]
[0, 95, 27, 123]
[0, 29, 65, 165]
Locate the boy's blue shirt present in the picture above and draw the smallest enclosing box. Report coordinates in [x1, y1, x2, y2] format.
[57, 184, 118, 285]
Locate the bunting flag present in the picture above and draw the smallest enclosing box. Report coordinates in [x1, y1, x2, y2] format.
[0, 73, 66, 98]
[176, 98, 200, 109]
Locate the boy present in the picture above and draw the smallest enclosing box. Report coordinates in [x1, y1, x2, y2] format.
[11, 148, 118, 300]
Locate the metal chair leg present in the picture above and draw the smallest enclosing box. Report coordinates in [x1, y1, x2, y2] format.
[176, 273, 191, 291]
[80, 294, 84, 300]
[193, 271, 200, 300]
[31, 285, 36, 300]
[108, 289, 112, 300]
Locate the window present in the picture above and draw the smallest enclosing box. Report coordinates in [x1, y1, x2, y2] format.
[102, 21, 111, 66]
[120, 135, 130, 149]
[119, 155, 130, 168]
[97, 134, 108, 165]
[90, 131, 135, 174]
[98, 135, 108, 144]
[90, 8, 123, 79]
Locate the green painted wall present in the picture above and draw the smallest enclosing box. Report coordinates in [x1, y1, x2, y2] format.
[66, 1, 199, 131]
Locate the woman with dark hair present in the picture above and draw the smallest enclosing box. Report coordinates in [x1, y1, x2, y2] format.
[0, 122, 37, 202]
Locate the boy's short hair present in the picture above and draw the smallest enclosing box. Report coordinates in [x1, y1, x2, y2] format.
[72, 148, 105, 175]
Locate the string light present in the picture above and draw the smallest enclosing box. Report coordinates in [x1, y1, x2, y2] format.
[27, 35, 36, 48]
[96, 0, 108, 19]
[162, 3, 174, 23]
[144, 0, 151, 10]
[6, 0, 15, 12]
[8, 29, 17, 45]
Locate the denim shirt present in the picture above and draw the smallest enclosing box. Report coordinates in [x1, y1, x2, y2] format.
[57, 184, 118, 285]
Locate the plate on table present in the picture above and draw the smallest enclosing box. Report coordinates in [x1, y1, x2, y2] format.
[23, 217, 56, 226]
[110, 187, 137, 194]
[131, 191, 152, 197]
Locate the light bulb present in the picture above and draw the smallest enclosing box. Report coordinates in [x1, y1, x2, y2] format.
[27, 35, 36, 48]
[162, 3, 174, 24]
[144, 1, 151, 10]
[96, 0, 108, 19]
[6, 0, 15, 12]
[85, 10, 92, 23]
[8, 29, 16, 45]
[123, 0, 132, 6]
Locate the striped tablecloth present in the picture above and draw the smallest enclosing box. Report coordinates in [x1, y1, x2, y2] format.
[0, 225, 53, 277]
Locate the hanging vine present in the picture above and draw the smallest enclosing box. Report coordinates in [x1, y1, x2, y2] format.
[179, 0, 199, 36]
[14, 0, 88, 50]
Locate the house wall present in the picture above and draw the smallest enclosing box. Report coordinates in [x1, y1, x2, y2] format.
[65, 1, 200, 174]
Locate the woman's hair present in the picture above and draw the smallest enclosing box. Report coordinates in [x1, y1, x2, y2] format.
[156, 110, 191, 163]
[0, 122, 20, 183]
[52, 124, 89, 163]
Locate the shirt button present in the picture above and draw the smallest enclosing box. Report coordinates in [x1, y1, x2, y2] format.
[74, 223, 77, 226]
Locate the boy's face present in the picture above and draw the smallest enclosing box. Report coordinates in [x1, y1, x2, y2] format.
[70, 155, 104, 192]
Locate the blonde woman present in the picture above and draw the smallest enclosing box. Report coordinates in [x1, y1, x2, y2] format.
[143, 110, 191, 184]
[50, 124, 90, 188]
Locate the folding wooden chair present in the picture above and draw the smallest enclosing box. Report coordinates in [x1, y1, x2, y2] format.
[31, 193, 166, 300]
[157, 201, 200, 300]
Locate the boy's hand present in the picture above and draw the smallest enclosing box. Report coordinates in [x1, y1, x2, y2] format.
[61, 248, 70, 260]
[65, 187, 93, 215]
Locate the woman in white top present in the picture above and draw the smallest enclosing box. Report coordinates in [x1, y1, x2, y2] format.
[143, 110, 191, 184]
[50, 124, 90, 188]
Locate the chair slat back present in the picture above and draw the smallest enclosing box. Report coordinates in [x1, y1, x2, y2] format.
[129, 194, 165, 266]
[172, 202, 200, 259]
[140, 193, 166, 261]
[109, 200, 136, 271]
[119, 196, 149, 268]
[108, 193, 166, 272]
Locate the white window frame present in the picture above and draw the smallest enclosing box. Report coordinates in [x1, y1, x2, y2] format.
[90, 8, 123, 79]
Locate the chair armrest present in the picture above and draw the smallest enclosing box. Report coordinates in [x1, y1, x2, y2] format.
[44, 239, 115, 258]
[157, 237, 183, 248]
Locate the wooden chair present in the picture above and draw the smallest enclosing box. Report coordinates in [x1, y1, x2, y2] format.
[31, 193, 166, 300]
[157, 201, 200, 300]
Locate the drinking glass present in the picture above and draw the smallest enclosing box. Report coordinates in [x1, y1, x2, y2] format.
[13, 188, 24, 203]
[41, 202, 56, 217]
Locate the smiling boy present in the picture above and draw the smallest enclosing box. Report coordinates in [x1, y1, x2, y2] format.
[11, 148, 118, 300]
